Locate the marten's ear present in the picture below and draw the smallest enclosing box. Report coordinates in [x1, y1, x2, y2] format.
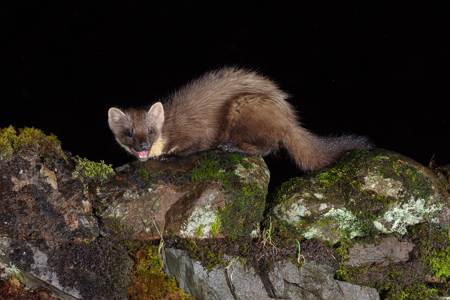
[108, 107, 127, 129]
[148, 102, 165, 127]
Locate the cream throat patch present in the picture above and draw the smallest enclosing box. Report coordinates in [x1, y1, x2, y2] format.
[148, 136, 166, 157]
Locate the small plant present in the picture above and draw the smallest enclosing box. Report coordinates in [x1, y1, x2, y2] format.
[261, 218, 277, 251]
[73, 155, 114, 184]
[139, 168, 149, 179]
[295, 239, 304, 264]
[211, 216, 221, 236]
[196, 224, 204, 237]
[1, 262, 25, 284]
[152, 218, 165, 256]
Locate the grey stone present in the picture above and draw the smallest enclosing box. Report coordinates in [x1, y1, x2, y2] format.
[267, 261, 287, 298]
[164, 248, 234, 300]
[165, 249, 381, 300]
[225, 256, 272, 300]
[285, 261, 344, 300]
[347, 236, 416, 266]
[337, 281, 380, 300]
[1, 234, 81, 299]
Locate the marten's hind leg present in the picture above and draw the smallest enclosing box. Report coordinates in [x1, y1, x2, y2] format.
[219, 93, 288, 157]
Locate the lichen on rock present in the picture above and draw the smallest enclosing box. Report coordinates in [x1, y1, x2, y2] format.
[270, 149, 450, 244]
[3, 125, 450, 299]
[95, 151, 269, 240]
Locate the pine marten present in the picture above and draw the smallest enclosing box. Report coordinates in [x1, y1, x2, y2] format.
[108, 67, 373, 171]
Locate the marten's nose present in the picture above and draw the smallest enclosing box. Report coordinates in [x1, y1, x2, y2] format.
[140, 144, 149, 150]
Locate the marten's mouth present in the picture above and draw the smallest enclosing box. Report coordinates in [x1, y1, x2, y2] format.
[130, 148, 149, 161]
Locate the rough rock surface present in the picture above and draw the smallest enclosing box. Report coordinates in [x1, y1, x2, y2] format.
[0, 127, 270, 298]
[2, 127, 449, 299]
[1, 152, 99, 250]
[0, 127, 131, 299]
[164, 248, 380, 300]
[1, 235, 82, 299]
[94, 151, 269, 240]
[271, 149, 450, 244]
[347, 236, 416, 266]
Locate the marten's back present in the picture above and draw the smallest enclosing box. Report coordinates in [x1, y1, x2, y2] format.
[160, 67, 291, 147]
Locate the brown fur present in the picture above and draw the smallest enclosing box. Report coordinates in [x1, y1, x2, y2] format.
[108, 67, 373, 171]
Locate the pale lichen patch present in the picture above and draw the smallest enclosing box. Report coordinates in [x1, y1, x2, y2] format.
[303, 227, 319, 240]
[314, 193, 325, 199]
[375, 198, 443, 234]
[323, 208, 364, 239]
[319, 203, 328, 211]
[179, 204, 217, 238]
[362, 172, 403, 197]
[274, 195, 311, 224]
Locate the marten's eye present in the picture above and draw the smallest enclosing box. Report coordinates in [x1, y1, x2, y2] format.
[148, 130, 154, 136]
[126, 131, 134, 138]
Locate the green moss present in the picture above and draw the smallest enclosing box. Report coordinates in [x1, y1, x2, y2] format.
[0, 126, 64, 161]
[73, 155, 115, 184]
[387, 283, 438, 300]
[273, 150, 443, 242]
[139, 168, 150, 179]
[416, 224, 450, 283]
[340, 261, 439, 300]
[205, 250, 226, 271]
[191, 152, 266, 240]
[191, 152, 251, 187]
[336, 250, 433, 299]
[178, 238, 228, 271]
[0, 126, 15, 160]
[217, 181, 266, 240]
[429, 247, 450, 281]
[191, 152, 232, 184]
[136, 152, 265, 240]
[273, 177, 306, 205]
[210, 216, 221, 236]
[315, 150, 368, 187]
[129, 244, 194, 299]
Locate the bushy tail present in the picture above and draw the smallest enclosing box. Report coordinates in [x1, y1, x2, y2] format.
[284, 128, 374, 171]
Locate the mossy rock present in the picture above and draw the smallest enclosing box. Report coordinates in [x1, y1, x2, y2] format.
[270, 149, 450, 244]
[96, 151, 270, 241]
[0, 126, 64, 162]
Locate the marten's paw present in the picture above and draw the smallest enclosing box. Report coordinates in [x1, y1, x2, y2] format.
[218, 141, 242, 153]
[156, 154, 176, 161]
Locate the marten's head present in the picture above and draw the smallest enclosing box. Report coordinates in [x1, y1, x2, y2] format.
[108, 102, 164, 161]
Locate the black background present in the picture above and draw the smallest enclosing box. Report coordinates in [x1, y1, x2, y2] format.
[1, 1, 448, 188]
